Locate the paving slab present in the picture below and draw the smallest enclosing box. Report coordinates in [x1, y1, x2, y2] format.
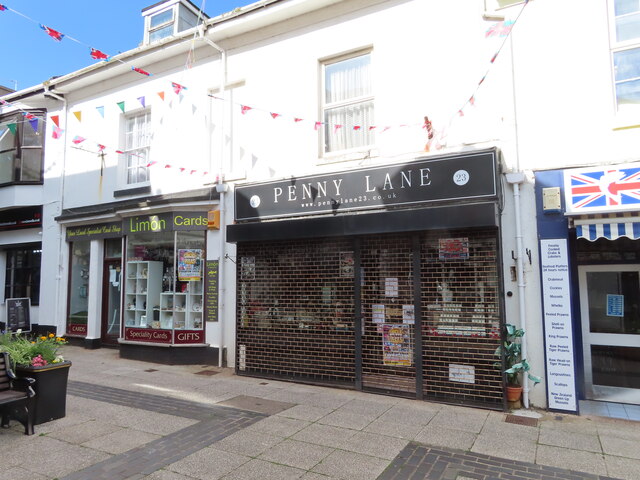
[364, 418, 424, 440]
[165, 446, 251, 479]
[471, 431, 538, 463]
[600, 435, 640, 460]
[604, 455, 640, 480]
[414, 424, 478, 451]
[536, 444, 608, 476]
[428, 407, 489, 434]
[317, 409, 377, 430]
[245, 414, 310, 437]
[538, 426, 602, 452]
[81, 427, 161, 454]
[291, 423, 359, 449]
[258, 438, 334, 470]
[277, 404, 335, 422]
[221, 458, 306, 480]
[312, 449, 390, 480]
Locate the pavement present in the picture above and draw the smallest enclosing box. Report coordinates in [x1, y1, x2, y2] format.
[2, 345, 640, 480]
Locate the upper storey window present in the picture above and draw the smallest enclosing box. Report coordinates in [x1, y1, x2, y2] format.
[611, 0, 640, 110]
[0, 111, 44, 186]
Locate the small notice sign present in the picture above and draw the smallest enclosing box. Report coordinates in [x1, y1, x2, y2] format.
[6, 298, 31, 333]
[205, 260, 219, 322]
[606, 294, 624, 317]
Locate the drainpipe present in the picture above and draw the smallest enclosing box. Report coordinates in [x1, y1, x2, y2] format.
[506, 173, 529, 409]
[200, 26, 228, 368]
[44, 86, 68, 337]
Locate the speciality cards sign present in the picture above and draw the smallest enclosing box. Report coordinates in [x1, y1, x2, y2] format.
[236, 150, 497, 221]
[540, 239, 577, 412]
[66, 222, 122, 241]
[564, 162, 640, 214]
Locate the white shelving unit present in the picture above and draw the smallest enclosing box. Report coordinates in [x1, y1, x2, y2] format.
[159, 274, 204, 330]
[124, 261, 162, 328]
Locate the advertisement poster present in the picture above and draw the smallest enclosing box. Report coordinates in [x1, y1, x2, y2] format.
[385, 277, 399, 297]
[178, 249, 202, 281]
[402, 305, 415, 324]
[382, 324, 412, 366]
[438, 237, 469, 261]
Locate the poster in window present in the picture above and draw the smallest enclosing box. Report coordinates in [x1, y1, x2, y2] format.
[372, 304, 385, 323]
[382, 324, 412, 366]
[340, 251, 354, 277]
[438, 237, 469, 261]
[178, 249, 203, 281]
[402, 305, 415, 324]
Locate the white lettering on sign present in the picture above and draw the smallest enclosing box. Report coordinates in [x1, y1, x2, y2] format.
[540, 239, 577, 412]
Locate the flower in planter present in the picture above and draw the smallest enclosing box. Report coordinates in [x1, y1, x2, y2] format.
[0, 331, 68, 369]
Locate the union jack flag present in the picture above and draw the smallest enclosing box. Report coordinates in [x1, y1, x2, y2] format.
[569, 166, 640, 212]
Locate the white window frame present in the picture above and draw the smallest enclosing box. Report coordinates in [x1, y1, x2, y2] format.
[608, 0, 640, 122]
[320, 49, 374, 160]
[121, 109, 152, 186]
[145, 6, 176, 44]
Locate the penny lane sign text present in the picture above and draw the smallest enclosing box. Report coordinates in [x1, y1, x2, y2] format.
[235, 150, 498, 221]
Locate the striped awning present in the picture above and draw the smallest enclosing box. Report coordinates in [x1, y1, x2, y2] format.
[573, 215, 640, 241]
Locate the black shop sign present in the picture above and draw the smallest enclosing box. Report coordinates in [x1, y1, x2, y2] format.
[235, 150, 498, 221]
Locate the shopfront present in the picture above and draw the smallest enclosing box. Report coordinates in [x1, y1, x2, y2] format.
[228, 149, 507, 408]
[59, 197, 220, 364]
[536, 163, 640, 413]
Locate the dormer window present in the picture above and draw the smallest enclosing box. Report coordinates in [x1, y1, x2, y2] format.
[142, 0, 208, 45]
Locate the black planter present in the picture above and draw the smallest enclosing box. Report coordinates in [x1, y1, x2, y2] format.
[16, 361, 72, 425]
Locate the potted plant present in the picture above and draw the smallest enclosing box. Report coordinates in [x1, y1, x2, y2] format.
[0, 331, 71, 424]
[495, 323, 541, 402]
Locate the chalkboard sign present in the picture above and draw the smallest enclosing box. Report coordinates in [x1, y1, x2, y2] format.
[205, 260, 219, 322]
[6, 297, 31, 333]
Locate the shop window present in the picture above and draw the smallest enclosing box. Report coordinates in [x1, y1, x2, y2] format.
[125, 230, 205, 335]
[610, 0, 640, 111]
[322, 51, 374, 155]
[0, 111, 45, 185]
[67, 241, 90, 331]
[4, 246, 41, 305]
[122, 110, 152, 185]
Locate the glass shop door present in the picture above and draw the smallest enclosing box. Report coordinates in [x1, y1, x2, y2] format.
[578, 265, 640, 405]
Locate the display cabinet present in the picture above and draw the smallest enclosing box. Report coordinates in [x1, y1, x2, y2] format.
[160, 274, 203, 330]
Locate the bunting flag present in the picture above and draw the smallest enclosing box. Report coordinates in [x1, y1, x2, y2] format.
[137, 96, 146, 108]
[294, 118, 303, 123]
[72, 135, 86, 144]
[52, 126, 64, 139]
[485, 20, 515, 38]
[96, 106, 104, 118]
[270, 112, 280, 119]
[353, 126, 361, 131]
[23, 112, 35, 120]
[50, 115, 60, 127]
[28, 119, 39, 132]
[97, 144, 106, 152]
[314, 122, 322, 130]
[40, 24, 64, 41]
[90, 48, 109, 60]
[241, 105, 252, 115]
[157, 91, 165, 101]
[73, 111, 82, 122]
[132, 67, 152, 76]
[117, 101, 125, 113]
[171, 82, 186, 95]
[0, 5, 7, 11]
[333, 125, 342, 133]
[7, 123, 16, 135]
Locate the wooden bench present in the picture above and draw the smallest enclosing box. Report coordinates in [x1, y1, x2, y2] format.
[0, 352, 36, 435]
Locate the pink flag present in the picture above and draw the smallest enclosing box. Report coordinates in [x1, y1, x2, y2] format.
[333, 125, 343, 133]
[132, 67, 152, 76]
[241, 105, 252, 115]
[294, 118, 303, 123]
[270, 113, 280, 119]
[0, 5, 7, 11]
[314, 122, 322, 130]
[97, 144, 106, 152]
[52, 127, 64, 139]
[40, 24, 64, 41]
[353, 126, 361, 131]
[72, 136, 86, 144]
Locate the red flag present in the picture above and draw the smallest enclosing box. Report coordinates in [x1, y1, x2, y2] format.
[353, 126, 361, 131]
[97, 144, 106, 152]
[23, 113, 35, 120]
[0, 5, 7, 11]
[132, 67, 152, 76]
[294, 118, 303, 123]
[171, 82, 186, 94]
[40, 24, 64, 41]
[50, 115, 60, 127]
[270, 113, 280, 119]
[241, 105, 252, 115]
[90, 48, 109, 60]
[115, 150, 124, 154]
[72, 136, 85, 144]
[190, 170, 197, 175]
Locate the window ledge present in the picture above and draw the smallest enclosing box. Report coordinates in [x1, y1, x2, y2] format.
[114, 184, 152, 198]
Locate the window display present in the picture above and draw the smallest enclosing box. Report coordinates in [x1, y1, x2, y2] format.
[124, 229, 205, 344]
[67, 241, 90, 336]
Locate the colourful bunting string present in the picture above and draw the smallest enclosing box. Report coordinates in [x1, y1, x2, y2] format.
[7, 123, 16, 135]
[96, 106, 104, 118]
[485, 20, 514, 38]
[40, 24, 64, 41]
[90, 48, 109, 60]
[28, 118, 39, 132]
[157, 92, 165, 101]
[137, 96, 146, 108]
[314, 122, 322, 130]
[73, 111, 82, 122]
[0, 5, 6, 11]
[241, 105, 252, 115]
[270, 113, 280, 119]
[50, 115, 60, 127]
[294, 118, 303, 123]
[72, 136, 86, 144]
[23, 112, 35, 120]
[117, 101, 125, 113]
[97, 144, 106, 152]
